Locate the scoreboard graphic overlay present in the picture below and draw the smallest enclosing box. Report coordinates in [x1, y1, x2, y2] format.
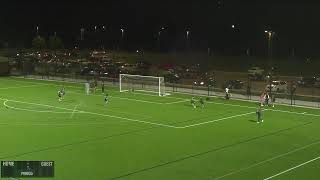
[1, 161, 54, 178]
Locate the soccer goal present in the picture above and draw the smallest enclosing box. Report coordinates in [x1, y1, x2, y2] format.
[119, 74, 168, 96]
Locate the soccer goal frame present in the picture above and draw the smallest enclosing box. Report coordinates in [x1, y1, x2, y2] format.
[119, 74, 168, 96]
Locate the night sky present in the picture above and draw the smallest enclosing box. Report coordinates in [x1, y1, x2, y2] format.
[1, 1, 320, 57]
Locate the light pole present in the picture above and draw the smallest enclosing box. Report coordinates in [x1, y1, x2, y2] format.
[80, 28, 85, 41]
[264, 30, 275, 58]
[186, 30, 190, 50]
[36, 26, 39, 35]
[158, 27, 165, 50]
[120, 28, 124, 39]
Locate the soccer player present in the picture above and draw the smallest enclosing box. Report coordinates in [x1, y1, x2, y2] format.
[58, 90, 63, 101]
[85, 82, 90, 95]
[101, 82, 105, 93]
[61, 86, 65, 96]
[271, 94, 276, 107]
[93, 80, 97, 93]
[191, 96, 196, 109]
[256, 106, 263, 123]
[265, 92, 270, 106]
[199, 97, 205, 108]
[259, 92, 265, 106]
[225, 87, 230, 100]
[104, 93, 109, 104]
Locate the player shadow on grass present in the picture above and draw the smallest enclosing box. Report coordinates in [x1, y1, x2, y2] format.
[248, 119, 258, 123]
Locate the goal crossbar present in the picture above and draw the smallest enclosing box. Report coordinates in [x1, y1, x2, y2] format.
[119, 74, 168, 96]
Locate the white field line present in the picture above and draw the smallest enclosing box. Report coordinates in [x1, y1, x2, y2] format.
[172, 89, 320, 110]
[12, 76, 83, 85]
[178, 111, 256, 129]
[7, 77, 84, 90]
[213, 140, 320, 179]
[80, 110, 179, 128]
[130, 91, 186, 100]
[268, 109, 320, 117]
[3, 100, 80, 114]
[264, 156, 320, 180]
[70, 104, 79, 118]
[8, 76, 320, 110]
[0, 122, 113, 126]
[0, 97, 179, 129]
[0, 84, 46, 90]
[207, 101, 257, 109]
[2, 78, 175, 105]
[165, 99, 190, 105]
[68, 90, 175, 105]
[1, 98, 83, 113]
[1, 97, 257, 129]
[8, 77, 319, 111]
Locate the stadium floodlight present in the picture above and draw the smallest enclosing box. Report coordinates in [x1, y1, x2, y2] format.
[119, 74, 168, 96]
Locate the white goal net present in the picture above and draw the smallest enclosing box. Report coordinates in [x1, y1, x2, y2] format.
[119, 74, 168, 96]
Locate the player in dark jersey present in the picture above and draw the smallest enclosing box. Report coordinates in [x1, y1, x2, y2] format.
[256, 106, 263, 123]
[58, 90, 63, 101]
[101, 82, 105, 93]
[199, 97, 205, 108]
[104, 93, 109, 104]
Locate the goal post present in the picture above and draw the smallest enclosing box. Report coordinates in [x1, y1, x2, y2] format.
[119, 74, 168, 96]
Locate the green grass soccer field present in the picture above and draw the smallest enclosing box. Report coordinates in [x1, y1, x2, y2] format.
[0, 77, 319, 180]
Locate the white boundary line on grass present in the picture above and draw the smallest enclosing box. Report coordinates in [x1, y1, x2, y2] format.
[0, 97, 179, 129]
[3, 100, 82, 114]
[0, 122, 113, 126]
[268, 109, 320, 117]
[264, 156, 320, 180]
[68, 91, 164, 105]
[0, 84, 46, 90]
[0, 97, 257, 129]
[2, 78, 319, 127]
[213, 140, 320, 179]
[7, 78, 182, 105]
[70, 104, 79, 118]
[165, 99, 190, 105]
[172, 90, 320, 110]
[8, 77, 320, 111]
[178, 111, 256, 128]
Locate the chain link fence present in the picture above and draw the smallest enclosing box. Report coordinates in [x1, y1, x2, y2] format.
[8, 58, 320, 108]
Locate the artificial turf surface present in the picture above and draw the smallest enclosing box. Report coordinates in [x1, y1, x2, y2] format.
[0, 77, 319, 180]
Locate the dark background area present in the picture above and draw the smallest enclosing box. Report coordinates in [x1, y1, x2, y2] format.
[1, 1, 320, 58]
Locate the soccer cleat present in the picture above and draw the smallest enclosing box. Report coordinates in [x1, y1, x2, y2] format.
[257, 121, 260, 123]
[262, 120, 264, 122]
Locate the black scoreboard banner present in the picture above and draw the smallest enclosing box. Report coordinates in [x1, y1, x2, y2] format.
[1, 161, 54, 178]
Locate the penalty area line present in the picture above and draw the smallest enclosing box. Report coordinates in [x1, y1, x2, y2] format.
[178, 111, 256, 128]
[70, 104, 79, 119]
[0, 97, 179, 129]
[264, 156, 320, 180]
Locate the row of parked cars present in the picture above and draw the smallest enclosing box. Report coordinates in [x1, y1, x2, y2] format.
[297, 76, 320, 87]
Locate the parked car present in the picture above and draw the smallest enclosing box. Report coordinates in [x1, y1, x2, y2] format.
[248, 66, 265, 80]
[297, 77, 316, 87]
[193, 78, 215, 87]
[265, 80, 287, 92]
[224, 80, 244, 89]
